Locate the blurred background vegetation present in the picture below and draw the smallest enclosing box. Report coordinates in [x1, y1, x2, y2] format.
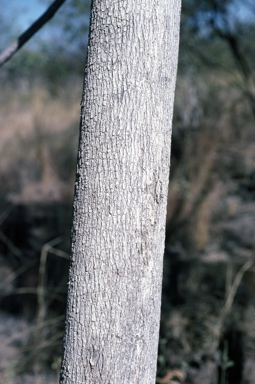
[0, 0, 255, 383]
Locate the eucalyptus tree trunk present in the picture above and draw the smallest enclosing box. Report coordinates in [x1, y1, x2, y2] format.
[60, 1, 181, 383]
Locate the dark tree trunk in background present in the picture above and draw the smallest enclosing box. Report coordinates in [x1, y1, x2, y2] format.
[60, 1, 181, 383]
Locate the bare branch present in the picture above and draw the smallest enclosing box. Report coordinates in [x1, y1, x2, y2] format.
[0, 0, 66, 67]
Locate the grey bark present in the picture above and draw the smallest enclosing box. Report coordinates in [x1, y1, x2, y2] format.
[60, 1, 181, 383]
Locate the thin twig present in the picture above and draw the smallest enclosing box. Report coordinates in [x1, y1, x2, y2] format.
[36, 235, 65, 323]
[1, 314, 65, 349]
[224, 259, 253, 315]
[0, 230, 23, 259]
[0, 0, 66, 67]
[0, 202, 15, 226]
[211, 259, 253, 350]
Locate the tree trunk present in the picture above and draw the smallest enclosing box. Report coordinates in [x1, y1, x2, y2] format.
[60, 1, 181, 383]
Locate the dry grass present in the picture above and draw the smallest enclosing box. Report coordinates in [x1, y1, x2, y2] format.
[0, 85, 81, 203]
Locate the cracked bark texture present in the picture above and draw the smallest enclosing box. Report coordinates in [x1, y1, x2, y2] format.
[60, 1, 181, 383]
